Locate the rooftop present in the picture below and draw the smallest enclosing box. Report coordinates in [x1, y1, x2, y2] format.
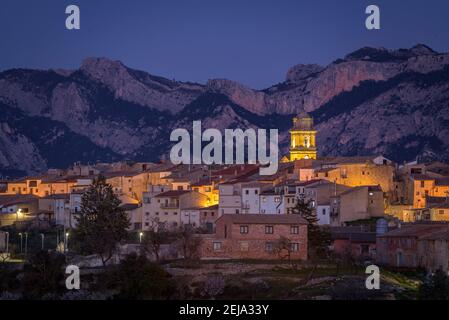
[154, 190, 191, 198]
[0, 194, 39, 207]
[218, 214, 307, 225]
[378, 223, 449, 238]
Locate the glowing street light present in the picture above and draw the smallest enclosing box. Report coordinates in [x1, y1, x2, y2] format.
[139, 232, 144, 244]
[65, 232, 69, 253]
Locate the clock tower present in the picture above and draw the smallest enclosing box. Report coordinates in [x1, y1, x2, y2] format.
[289, 112, 317, 161]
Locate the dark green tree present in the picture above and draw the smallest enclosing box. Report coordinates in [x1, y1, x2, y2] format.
[291, 197, 331, 260]
[74, 175, 130, 266]
[21, 251, 66, 299]
[107, 253, 174, 300]
[419, 269, 449, 300]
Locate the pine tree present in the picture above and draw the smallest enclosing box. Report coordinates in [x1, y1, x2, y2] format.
[74, 175, 130, 266]
[291, 197, 331, 260]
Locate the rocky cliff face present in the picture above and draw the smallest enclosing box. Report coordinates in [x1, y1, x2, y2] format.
[0, 44, 448, 176]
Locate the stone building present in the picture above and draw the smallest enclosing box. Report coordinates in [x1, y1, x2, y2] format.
[199, 214, 308, 260]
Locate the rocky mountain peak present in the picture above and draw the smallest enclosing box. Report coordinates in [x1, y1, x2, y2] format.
[285, 64, 324, 83]
[80, 57, 130, 81]
[410, 44, 437, 56]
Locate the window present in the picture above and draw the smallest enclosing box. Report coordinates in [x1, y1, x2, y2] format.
[145, 222, 149, 227]
[236, 209, 239, 214]
[29, 181, 37, 188]
[145, 212, 150, 216]
[439, 209, 445, 215]
[239, 242, 249, 252]
[211, 212, 214, 216]
[322, 208, 326, 216]
[255, 190, 258, 195]
[290, 243, 299, 252]
[193, 188, 199, 192]
[274, 197, 281, 203]
[155, 212, 159, 216]
[265, 242, 273, 252]
[204, 212, 207, 217]
[291, 226, 299, 234]
[265, 225, 274, 234]
[245, 190, 249, 195]
[204, 187, 211, 192]
[361, 244, 370, 254]
[240, 225, 249, 234]
[213, 242, 222, 251]
[420, 181, 425, 188]
[165, 212, 168, 215]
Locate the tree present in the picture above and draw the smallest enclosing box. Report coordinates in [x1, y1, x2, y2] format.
[176, 225, 202, 260]
[107, 253, 174, 300]
[21, 251, 66, 299]
[291, 197, 331, 260]
[74, 175, 130, 266]
[419, 269, 449, 300]
[273, 236, 296, 268]
[141, 220, 171, 262]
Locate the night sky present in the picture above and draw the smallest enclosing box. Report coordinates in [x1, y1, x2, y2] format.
[1, 0, 448, 89]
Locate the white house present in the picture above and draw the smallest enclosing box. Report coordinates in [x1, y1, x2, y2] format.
[180, 208, 201, 227]
[260, 189, 284, 214]
[218, 182, 242, 215]
[241, 182, 266, 214]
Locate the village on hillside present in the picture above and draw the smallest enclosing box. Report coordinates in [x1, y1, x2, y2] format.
[1, 113, 449, 299]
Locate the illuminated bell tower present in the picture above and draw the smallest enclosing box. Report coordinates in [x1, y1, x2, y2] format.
[289, 112, 317, 161]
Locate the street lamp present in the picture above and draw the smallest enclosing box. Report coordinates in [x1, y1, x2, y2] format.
[65, 232, 69, 253]
[40, 233, 45, 250]
[139, 232, 144, 244]
[5, 232, 9, 254]
[19, 233, 23, 254]
[24, 232, 28, 255]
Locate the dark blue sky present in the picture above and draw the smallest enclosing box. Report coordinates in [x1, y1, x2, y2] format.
[1, 0, 448, 89]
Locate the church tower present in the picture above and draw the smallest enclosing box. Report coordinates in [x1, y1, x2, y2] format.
[289, 112, 317, 161]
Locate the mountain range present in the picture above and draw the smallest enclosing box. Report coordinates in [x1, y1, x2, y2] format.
[1, 44, 449, 177]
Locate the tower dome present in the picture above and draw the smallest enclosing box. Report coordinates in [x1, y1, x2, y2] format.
[293, 112, 314, 131]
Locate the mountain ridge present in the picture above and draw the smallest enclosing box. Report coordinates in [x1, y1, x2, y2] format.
[1, 44, 449, 177]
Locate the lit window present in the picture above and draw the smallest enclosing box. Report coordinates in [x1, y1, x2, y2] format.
[291, 226, 299, 234]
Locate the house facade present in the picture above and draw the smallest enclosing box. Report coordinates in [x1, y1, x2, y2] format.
[199, 214, 308, 260]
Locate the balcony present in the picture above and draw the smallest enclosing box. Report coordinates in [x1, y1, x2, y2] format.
[161, 203, 179, 209]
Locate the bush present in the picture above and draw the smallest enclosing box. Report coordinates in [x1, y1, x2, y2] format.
[419, 269, 449, 300]
[105, 253, 175, 300]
